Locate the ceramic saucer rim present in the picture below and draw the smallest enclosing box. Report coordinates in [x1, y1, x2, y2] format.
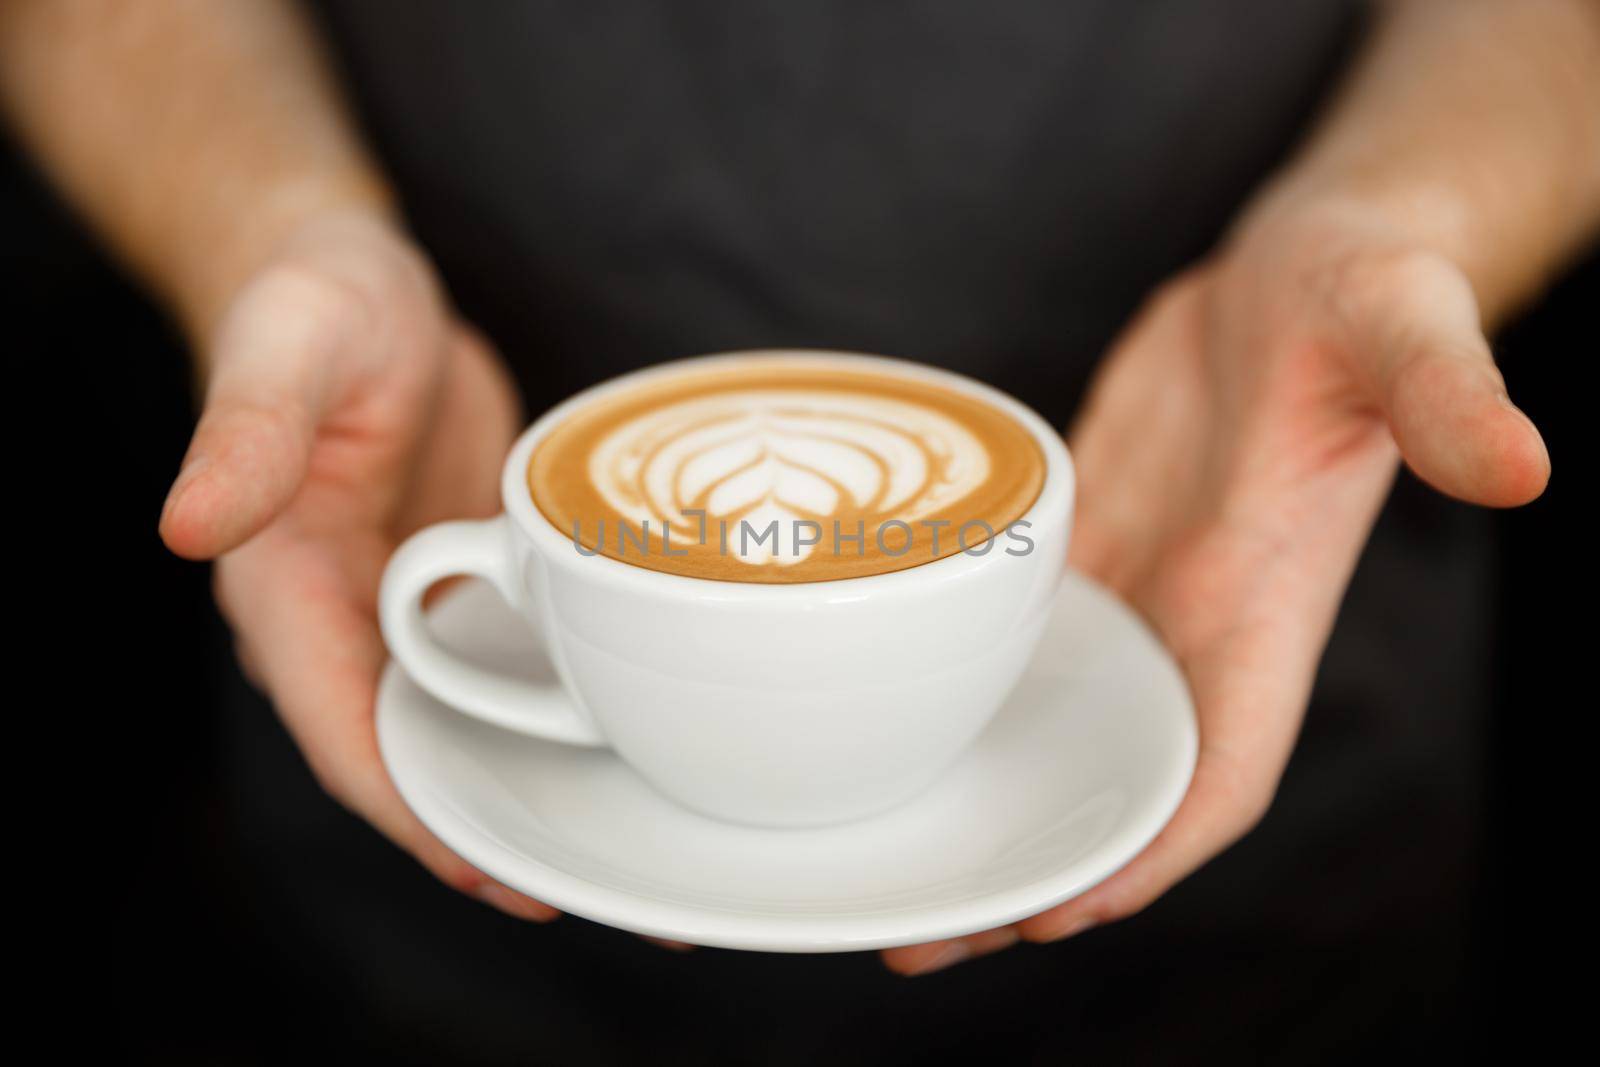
[377, 574, 1197, 952]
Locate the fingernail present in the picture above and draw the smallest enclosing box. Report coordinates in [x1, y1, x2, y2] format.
[172, 452, 211, 493]
[475, 883, 559, 922]
[1045, 916, 1097, 942]
[1496, 393, 1542, 432]
[911, 942, 971, 976]
[161, 453, 209, 521]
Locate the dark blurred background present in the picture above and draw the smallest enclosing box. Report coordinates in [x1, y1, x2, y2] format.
[10, 5, 1587, 1061]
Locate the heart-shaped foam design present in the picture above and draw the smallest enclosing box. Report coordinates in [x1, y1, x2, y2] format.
[591, 392, 990, 566]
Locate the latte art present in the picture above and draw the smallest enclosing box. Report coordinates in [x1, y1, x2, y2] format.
[590, 391, 990, 567]
[529, 359, 1045, 582]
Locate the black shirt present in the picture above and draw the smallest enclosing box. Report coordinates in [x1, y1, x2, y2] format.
[197, 3, 1493, 1060]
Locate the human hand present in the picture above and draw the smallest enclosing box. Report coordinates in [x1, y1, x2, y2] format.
[159, 211, 557, 920]
[882, 196, 1549, 974]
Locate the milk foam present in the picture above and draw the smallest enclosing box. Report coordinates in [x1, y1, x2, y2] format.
[588, 390, 991, 568]
[529, 359, 1046, 583]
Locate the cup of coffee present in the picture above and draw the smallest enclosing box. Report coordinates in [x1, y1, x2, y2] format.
[380, 351, 1073, 826]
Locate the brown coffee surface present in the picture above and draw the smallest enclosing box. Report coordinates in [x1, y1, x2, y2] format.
[528, 359, 1045, 582]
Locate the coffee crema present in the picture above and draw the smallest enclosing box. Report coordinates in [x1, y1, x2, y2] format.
[528, 359, 1045, 583]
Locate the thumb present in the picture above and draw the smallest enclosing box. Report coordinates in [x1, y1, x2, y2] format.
[1346, 252, 1549, 507]
[160, 270, 353, 559]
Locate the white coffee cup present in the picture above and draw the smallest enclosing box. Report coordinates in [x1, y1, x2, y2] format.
[379, 352, 1073, 827]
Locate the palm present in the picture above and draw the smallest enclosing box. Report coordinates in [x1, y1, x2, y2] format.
[882, 206, 1549, 973]
[162, 215, 546, 916]
[1073, 257, 1405, 834]
[228, 312, 518, 616]
[216, 316, 517, 716]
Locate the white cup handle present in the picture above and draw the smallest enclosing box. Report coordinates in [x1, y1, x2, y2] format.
[379, 515, 607, 746]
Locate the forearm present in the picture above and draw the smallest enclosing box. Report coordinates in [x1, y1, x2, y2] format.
[1248, 0, 1600, 325]
[0, 0, 391, 342]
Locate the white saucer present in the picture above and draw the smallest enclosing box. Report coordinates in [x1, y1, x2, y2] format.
[378, 573, 1196, 952]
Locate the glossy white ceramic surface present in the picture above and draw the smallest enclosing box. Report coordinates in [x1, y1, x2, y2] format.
[377, 574, 1197, 952]
[380, 351, 1074, 826]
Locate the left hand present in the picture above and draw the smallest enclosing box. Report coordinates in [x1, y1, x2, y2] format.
[159, 212, 555, 920]
[882, 195, 1549, 975]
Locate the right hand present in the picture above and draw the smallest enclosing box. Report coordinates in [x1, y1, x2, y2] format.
[159, 210, 557, 921]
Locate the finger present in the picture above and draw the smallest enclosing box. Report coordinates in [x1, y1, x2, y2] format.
[1014, 749, 1265, 943]
[1065, 273, 1211, 589]
[160, 268, 356, 559]
[475, 883, 561, 923]
[394, 324, 522, 536]
[1008, 638, 1317, 943]
[881, 926, 1021, 976]
[640, 936, 697, 953]
[1017, 604, 1318, 943]
[218, 533, 558, 922]
[1338, 251, 1549, 507]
